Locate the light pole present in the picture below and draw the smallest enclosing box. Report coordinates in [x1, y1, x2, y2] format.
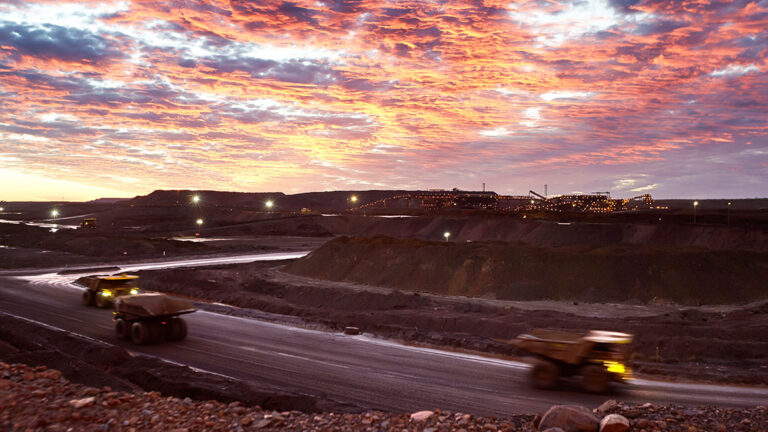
[727, 201, 731, 225]
[693, 201, 698, 224]
[195, 218, 203, 236]
[443, 231, 451, 242]
[265, 200, 274, 213]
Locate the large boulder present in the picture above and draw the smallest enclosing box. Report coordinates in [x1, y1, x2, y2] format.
[599, 414, 630, 432]
[539, 405, 599, 432]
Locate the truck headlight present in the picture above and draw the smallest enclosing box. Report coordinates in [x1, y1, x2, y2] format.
[101, 290, 113, 297]
[129, 289, 139, 295]
[603, 360, 626, 375]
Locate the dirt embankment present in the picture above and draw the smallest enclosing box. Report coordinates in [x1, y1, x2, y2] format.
[0, 313, 356, 413]
[0, 223, 290, 268]
[285, 236, 768, 305]
[202, 214, 768, 252]
[0, 223, 207, 260]
[136, 260, 768, 385]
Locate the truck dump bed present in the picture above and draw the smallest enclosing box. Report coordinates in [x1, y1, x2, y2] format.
[515, 329, 632, 365]
[115, 293, 196, 321]
[515, 329, 593, 364]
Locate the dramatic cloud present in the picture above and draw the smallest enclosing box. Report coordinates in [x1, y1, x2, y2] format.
[0, 0, 766, 199]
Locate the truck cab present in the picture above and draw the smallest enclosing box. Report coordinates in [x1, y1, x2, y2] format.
[79, 274, 140, 308]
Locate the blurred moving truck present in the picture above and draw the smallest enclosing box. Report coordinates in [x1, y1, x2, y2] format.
[514, 329, 633, 393]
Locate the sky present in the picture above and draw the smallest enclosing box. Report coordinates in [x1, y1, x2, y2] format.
[0, 0, 766, 201]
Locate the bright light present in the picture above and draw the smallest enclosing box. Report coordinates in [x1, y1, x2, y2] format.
[603, 360, 627, 376]
[129, 288, 139, 295]
[265, 200, 274, 209]
[192, 195, 200, 204]
[51, 209, 59, 218]
[0, 207, 4, 212]
[530, 200, 535, 204]
[196, 218, 203, 225]
[443, 231, 451, 240]
[727, 202, 731, 206]
[693, 201, 699, 207]
[350, 195, 358, 203]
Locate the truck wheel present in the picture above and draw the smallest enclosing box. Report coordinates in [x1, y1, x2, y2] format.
[95, 293, 111, 309]
[130, 322, 153, 345]
[115, 319, 130, 339]
[169, 318, 187, 341]
[81, 290, 95, 307]
[581, 365, 610, 393]
[530, 360, 559, 389]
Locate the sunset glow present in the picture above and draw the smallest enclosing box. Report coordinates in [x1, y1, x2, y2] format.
[1, 0, 766, 200]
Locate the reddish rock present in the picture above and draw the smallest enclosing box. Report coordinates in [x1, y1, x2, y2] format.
[539, 405, 599, 432]
[599, 414, 629, 432]
[36, 369, 62, 381]
[69, 397, 95, 408]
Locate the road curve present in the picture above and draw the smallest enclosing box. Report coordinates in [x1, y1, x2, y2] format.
[1, 254, 767, 416]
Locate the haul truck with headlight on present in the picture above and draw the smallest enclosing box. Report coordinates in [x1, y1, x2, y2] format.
[514, 329, 633, 393]
[78, 274, 140, 308]
[114, 293, 196, 345]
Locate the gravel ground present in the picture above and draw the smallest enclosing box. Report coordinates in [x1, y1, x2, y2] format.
[2, 361, 767, 432]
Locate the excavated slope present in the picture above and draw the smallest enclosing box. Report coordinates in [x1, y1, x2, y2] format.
[286, 236, 768, 304]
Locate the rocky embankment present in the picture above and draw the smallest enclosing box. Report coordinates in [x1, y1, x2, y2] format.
[3, 361, 767, 432]
[205, 214, 768, 252]
[285, 236, 768, 304]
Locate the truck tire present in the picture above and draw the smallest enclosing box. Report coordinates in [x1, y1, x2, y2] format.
[169, 318, 187, 341]
[115, 319, 130, 339]
[530, 359, 559, 389]
[581, 364, 610, 393]
[95, 293, 110, 309]
[130, 322, 153, 345]
[82, 290, 95, 307]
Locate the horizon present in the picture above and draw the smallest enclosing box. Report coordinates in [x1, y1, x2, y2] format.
[0, 1, 766, 200]
[3, 186, 767, 203]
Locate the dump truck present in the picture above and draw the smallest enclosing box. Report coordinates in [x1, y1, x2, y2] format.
[80, 218, 97, 229]
[514, 329, 633, 393]
[113, 293, 196, 345]
[79, 274, 140, 308]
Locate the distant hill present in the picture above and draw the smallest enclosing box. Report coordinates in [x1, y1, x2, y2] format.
[127, 189, 419, 212]
[88, 198, 131, 204]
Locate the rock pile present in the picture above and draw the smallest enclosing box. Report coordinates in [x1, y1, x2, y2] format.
[3, 361, 767, 432]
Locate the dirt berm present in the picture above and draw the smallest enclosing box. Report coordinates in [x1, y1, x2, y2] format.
[284, 236, 768, 305]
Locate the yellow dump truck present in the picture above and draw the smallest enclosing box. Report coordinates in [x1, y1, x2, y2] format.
[114, 293, 196, 345]
[80, 218, 97, 229]
[514, 329, 633, 393]
[79, 274, 140, 308]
